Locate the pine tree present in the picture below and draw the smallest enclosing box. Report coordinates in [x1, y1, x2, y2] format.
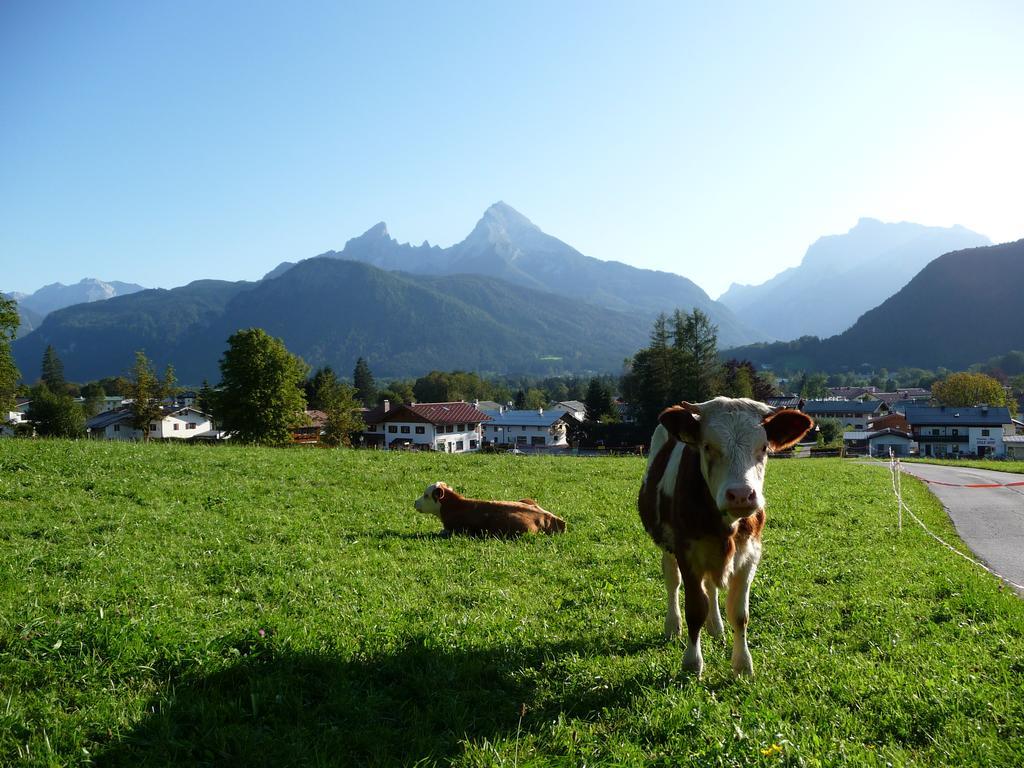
[584, 378, 615, 422]
[217, 328, 309, 445]
[353, 357, 377, 407]
[305, 367, 340, 411]
[41, 345, 66, 393]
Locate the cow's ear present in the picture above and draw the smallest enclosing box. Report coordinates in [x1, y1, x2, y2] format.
[762, 409, 814, 451]
[432, 484, 446, 501]
[659, 405, 701, 446]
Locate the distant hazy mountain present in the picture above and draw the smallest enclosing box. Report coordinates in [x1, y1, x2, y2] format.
[718, 218, 990, 340]
[724, 239, 1024, 371]
[17, 278, 146, 318]
[1, 292, 42, 339]
[266, 202, 765, 347]
[13, 259, 650, 383]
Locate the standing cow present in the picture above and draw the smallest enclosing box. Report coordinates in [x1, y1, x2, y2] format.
[638, 397, 813, 676]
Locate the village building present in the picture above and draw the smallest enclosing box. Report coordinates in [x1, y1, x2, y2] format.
[903, 405, 1014, 458]
[361, 400, 490, 452]
[800, 399, 888, 430]
[480, 406, 570, 449]
[85, 405, 217, 441]
[843, 427, 915, 457]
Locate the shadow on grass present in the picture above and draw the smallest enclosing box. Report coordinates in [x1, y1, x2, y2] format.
[95, 635, 659, 767]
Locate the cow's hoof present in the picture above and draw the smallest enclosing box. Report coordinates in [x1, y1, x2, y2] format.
[682, 644, 703, 676]
[731, 650, 754, 676]
[664, 615, 682, 641]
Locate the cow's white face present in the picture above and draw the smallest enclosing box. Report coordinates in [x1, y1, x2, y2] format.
[414, 481, 448, 516]
[659, 398, 813, 522]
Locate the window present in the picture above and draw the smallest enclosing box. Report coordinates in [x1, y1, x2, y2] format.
[521, 426, 527, 431]
[531, 436, 545, 446]
[435, 441, 445, 451]
[150, 423, 157, 431]
[187, 422, 197, 430]
[415, 426, 425, 434]
[388, 425, 398, 434]
[113, 424, 120, 432]
[174, 423, 180, 431]
[367, 424, 377, 432]
[400, 425, 410, 434]
[470, 440, 478, 450]
[445, 425, 454, 433]
[931, 429, 940, 436]
[456, 440, 464, 451]
[516, 435, 527, 445]
[536, 426, 544, 431]
[982, 429, 990, 436]
[951, 428, 959, 436]
[457, 423, 465, 431]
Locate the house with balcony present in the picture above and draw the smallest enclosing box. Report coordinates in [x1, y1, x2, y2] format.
[800, 399, 888, 430]
[362, 400, 490, 452]
[903, 405, 1014, 458]
[480, 407, 571, 450]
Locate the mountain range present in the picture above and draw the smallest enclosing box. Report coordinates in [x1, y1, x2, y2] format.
[724, 239, 1024, 371]
[3, 279, 146, 339]
[718, 218, 990, 340]
[266, 202, 764, 347]
[11, 259, 651, 383]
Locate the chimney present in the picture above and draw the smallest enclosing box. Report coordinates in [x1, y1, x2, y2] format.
[383, 399, 390, 413]
[538, 407, 543, 416]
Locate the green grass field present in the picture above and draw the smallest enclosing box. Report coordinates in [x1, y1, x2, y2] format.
[1, 441, 1022, 767]
[904, 457, 1024, 475]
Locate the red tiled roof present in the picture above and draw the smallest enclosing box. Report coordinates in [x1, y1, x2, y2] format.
[380, 401, 491, 426]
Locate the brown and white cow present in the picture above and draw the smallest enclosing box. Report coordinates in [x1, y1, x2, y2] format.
[638, 397, 812, 676]
[414, 481, 566, 536]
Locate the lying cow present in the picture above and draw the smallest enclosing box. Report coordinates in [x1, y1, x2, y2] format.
[414, 481, 566, 536]
[638, 397, 812, 676]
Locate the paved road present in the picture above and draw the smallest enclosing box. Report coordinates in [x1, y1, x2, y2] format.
[897, 462, 1024, 594]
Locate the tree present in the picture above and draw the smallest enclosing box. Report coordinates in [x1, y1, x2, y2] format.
[305, 366, 341, 411]
[80, 382, 107, 418]
[932, 371, 1014, 414]
[353, 357, 377, 407]
[722, 360, 755, 399]
[0, 296, 19, 411]
[799, 372, 829, 399]
[815, 417, 844, 446]
[584, 378, 615, 422]
[321, 381, 367, 447]
[41, 345, 66, 393]
[378, 380, 414, 407]
[27, 384, 85, 438]
[128, 351, 176, 441]
[217, 328, 309, 445]
[674, 308, 721, 402]
[197, 379, 217, 417]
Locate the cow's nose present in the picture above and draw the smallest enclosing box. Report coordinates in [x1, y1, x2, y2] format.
[725, 486, 758, 508]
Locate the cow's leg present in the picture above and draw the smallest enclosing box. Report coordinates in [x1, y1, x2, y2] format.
[726, 550, 760, 676]
[703, 578, 725, 639]
[681, 568, 708, 675]
[661, 550, 682, 640]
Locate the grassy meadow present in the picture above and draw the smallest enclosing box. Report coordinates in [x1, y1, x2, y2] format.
[1, 440, 1023, 767]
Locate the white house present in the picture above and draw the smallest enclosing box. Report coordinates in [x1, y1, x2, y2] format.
[480, 407, 570, 449]
[843, 428, 916, 457]
[1003, 435, 1024, 460]
[86, 406, 216, 441]
[904, 405, 1014, 458]
[362, 401, 490, 452]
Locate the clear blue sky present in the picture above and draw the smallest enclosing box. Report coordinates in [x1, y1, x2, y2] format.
[2, 1, 1022, 298]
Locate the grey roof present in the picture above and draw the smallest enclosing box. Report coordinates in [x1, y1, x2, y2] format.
[481, 408, 569, 427]
[555, 400, 587, 413]
[801, 400, 886, 415]
[903, 405, 1012, 426]
[86, 407, 133, 430]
